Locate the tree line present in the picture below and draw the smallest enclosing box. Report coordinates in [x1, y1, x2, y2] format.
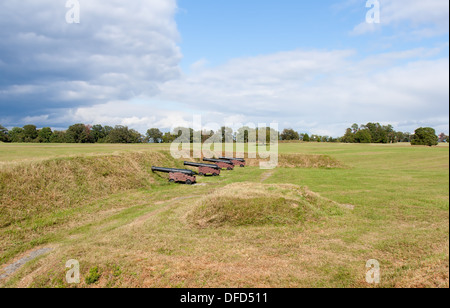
[280, 122, 446, 146]
[0, 124, 279, 144]
[0, 122, 447, 146]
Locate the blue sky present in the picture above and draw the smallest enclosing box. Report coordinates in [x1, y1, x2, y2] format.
[0, 0, 448, 136]
[176, 0, 448, 68]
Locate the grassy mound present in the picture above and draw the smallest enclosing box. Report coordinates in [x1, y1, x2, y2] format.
[0, 151, 178, 228]
[188, 183, 345, 228]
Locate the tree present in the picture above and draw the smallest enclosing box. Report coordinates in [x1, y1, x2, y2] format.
[105, 126, 143, 143]
[201, 130, 215, 143]
[50, 131, 67, 143]
[354, 129, 372, 143]
[91, 125, 107, 143]
[146, 128, 163, 143]
[302, 133, 310, 142]
[310, 135, 319, 142]
[236, 126, 256, 143]
[341, 128, 354, 143]
[220, 127, 234, 143]
[383, 124, 396, 143]
[38, 127, 53, 143]
[23, 125, 38, 142]
[258, 127, 278, 144]
[411, 127, 438, 146]
[162, 132, 177, 143]
[366, 123, 388, 144]
[66, 124, 94, 143]
[281, 129, 300, 141]
[8, 127, 25, 143]
[0, 125, 9, 142]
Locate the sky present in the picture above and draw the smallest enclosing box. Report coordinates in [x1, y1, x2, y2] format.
[0, 0, 448, 137]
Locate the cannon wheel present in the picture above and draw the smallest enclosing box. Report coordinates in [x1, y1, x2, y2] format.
[240, 164, 245, 168]
[227, 167, 233, 171]
[169, 179, 175, 183]
[199, 173, 204, 176]
[186, 180, 193, 185]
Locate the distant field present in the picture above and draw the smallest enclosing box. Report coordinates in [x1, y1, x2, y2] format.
[0, 142, 448, 288]
[0, 143, 170, 165]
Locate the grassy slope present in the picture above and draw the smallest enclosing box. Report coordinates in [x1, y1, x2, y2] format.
[0, 143, 448, 288]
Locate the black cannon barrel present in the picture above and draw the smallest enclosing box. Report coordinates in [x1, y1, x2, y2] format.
[219, 157, 246, 162]
[151, 167, 196, 176]
[184, 162, 220, 170]
[203, 158, 232, 164]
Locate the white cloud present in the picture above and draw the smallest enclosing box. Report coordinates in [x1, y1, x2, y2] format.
[351, 0, 449, 36]
[154, 47, 449, 136]
[0, 0, 181, 115]
[12, 46, 448, 136]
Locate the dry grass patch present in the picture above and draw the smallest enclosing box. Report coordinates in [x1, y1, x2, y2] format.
[188, 183, 346, 228]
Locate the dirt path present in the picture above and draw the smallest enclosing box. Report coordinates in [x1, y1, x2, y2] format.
[0, 248, 53, 282]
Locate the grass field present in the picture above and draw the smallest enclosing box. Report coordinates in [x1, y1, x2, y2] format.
[0, 142, 448, 288]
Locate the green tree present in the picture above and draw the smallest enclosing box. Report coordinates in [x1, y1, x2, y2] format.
[236, 126, 256, 143]
[220, 127, 234, 143]
[50, 131, 67, 143]
[383, 124, 396, 143]
[354, 129, 372, 143]
[341, 128, 355, 143]
[91, 125, 107, 143]
[162, 132, 177, 143]
[146, 128, 163, 143]
[366, 123, 388, 143]
[411, 127, 438, 146]
[0, 125, 9, 142]
[23, 125, 38, 142]
[8, 127, 25, 143]
[105, 126, 143, 143]
[281, 129, 300, 141]
[66, 124, 94, 143]
[38, 127, 53, 143]
[302, 133, 310, 142]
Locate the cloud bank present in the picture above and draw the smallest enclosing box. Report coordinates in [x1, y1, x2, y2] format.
[0, 0, 181, 125]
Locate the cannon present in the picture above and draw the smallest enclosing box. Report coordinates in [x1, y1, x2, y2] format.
[219, 157, 246, 167]
[202, 158, 234, 170]
[184, 162, 221, 176]
[151, 167, 196, 185]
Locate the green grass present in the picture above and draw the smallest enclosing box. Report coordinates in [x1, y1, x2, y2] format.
[0, 143, 169, 165]
[0, 142, 448, 288]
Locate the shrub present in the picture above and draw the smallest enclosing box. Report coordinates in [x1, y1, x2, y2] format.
[411, 127, 439, 146]
[85, 266, 101, 285]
